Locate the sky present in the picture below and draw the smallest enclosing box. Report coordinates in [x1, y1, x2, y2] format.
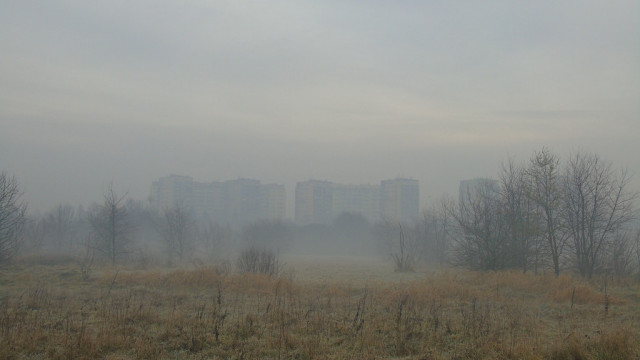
[1, 0, 639, 217]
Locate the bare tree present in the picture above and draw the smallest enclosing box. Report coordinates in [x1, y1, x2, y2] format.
[500, 159, 540, 273]
[44, 204, 76, 251]
[89, 185, 132, 265]
[524, 148, 566, 276]
[374, 219, 419, 272]
[161, 203, 194, 265]
[417, 201, 451, 266]
[448, 180, 509, 271]
[0, 172, 27, 264]
[608, 230, 635, 278]
[391, 223, 416, 272]
[562, 153, 637, 278]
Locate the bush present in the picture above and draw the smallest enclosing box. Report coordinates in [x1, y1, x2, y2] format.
[236, 247, 280, 275]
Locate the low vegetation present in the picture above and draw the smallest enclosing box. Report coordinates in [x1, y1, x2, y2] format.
[1, 256, 638, 359]
[236, 246, 281, 275]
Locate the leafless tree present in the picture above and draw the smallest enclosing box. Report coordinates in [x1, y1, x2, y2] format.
[524, 148, 567, 276]
[562, 153, 637, 278]
[0, 172, 27, 264]
[417, 201, 451, 266]
[448, 180, 509, 271]
[45, 204, 76, 251]
[161, 203, 194, 265]
[89, 185, 132, 265]
[608, 230, 635, 278]
[375, 219, 419, 272]
[391, 223, 417, 272]
[500, 159, 540, 273]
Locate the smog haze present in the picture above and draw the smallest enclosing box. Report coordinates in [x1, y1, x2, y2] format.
[1, 1, 638, 213]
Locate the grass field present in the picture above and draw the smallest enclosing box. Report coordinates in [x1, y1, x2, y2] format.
[1, 255, 638, 359]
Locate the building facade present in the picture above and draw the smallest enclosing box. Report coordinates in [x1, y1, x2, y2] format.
[380, 178, 420, 223]
[150, 175, 285, 227]
[295, 178, 419, 225]
[294, 180, 333, 225]
[331, 184, 381, 223]
[260, 184, 287, 221]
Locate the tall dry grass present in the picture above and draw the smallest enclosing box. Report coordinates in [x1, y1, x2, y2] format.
[0, 259, 638, 359]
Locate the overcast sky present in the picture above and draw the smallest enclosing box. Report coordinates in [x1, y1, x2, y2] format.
[1, 1, 639, 216]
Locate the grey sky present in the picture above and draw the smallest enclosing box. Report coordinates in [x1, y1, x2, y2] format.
[1, 1, 638, 215]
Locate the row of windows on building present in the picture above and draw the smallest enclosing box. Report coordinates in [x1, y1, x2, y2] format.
[149, 175, 420, 227]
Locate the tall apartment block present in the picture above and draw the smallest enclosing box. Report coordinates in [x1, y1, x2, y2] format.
[150, 175, 285, 227]
[150, 174, 194, 210]
[294, 178, 419, 225]
[380, 178, 419, 222]
[331, 184, 381, 223]
[260, 184, 286, 221]
[294, 180, 333, 225]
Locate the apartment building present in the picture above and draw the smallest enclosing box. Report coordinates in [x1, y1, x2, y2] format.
[380, 178, 419, 223]
[294, 180, 333, 225]
[295, 178, 419, 225]
[150, 175, 285, 227]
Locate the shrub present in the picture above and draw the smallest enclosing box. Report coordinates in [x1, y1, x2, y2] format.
[236, 247, 280, 275]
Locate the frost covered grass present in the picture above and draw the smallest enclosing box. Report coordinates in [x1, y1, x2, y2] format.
[0, 255, 638, 359]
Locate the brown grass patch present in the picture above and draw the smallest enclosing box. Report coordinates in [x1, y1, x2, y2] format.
[0, 259, 638, 359]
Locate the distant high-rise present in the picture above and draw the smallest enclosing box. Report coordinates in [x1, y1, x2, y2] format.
[295, 180, 333, 225]
[331, 183, 380, 223]
[150, 175, 285, 227]
[224, 178, 261, 227]
[380, 178, 419, 223]
[294, 178, 419, 225]
[150, 175, 194, 210]
[260, 183, 286, 221]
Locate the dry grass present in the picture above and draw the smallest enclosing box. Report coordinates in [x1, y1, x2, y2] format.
[0, 255, 639, 359]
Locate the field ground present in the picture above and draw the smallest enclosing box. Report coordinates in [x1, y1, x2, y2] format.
[1, 255, 639, 359]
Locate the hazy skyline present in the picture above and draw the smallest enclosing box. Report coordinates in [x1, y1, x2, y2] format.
[2, 1, 638, 215]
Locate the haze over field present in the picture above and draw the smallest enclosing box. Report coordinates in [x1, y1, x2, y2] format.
[1, 1, 638, 213]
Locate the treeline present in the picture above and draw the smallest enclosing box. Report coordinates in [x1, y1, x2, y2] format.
[15, 196, 375, 269]
[17, 189, 264, 268]
[1, 148, 639, 279]
[386, 148, 639, 278]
